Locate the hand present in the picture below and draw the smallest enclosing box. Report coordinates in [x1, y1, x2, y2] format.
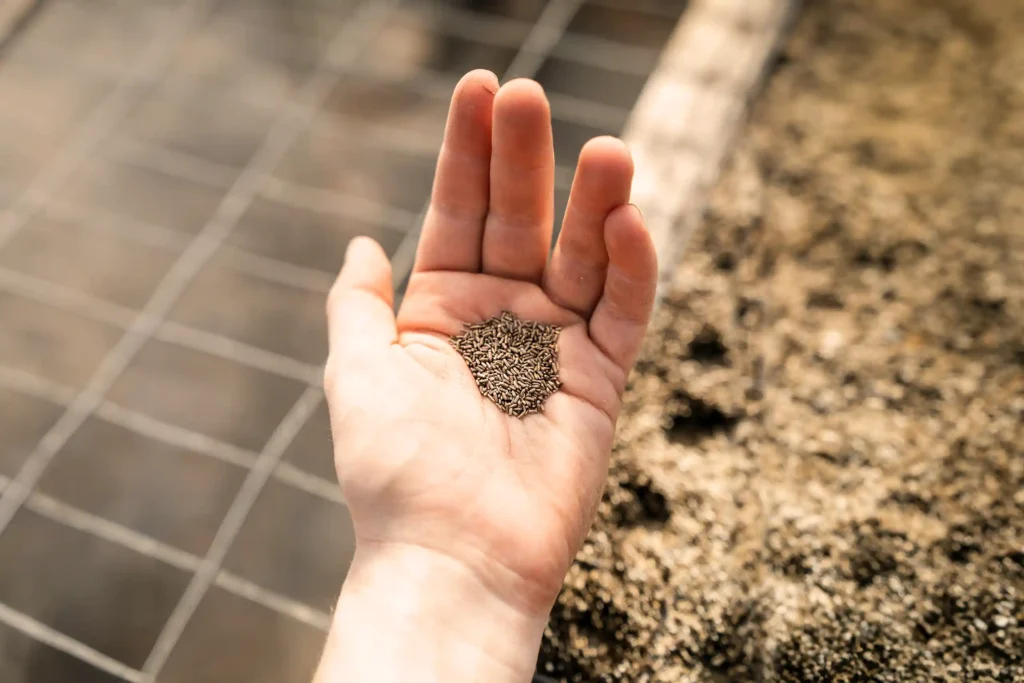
[317, 70, 657, 682]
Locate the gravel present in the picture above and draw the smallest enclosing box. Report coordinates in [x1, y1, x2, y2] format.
[538, 0, 1024, 679]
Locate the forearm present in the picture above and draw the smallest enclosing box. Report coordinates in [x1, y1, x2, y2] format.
[313, 544, 547, 683]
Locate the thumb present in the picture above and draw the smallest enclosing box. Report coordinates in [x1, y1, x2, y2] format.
[326, 237, 398, 370]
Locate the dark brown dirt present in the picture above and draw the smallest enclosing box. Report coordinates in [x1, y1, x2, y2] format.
[539, 0, 1024, 680]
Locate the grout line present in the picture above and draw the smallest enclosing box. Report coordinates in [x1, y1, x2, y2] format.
[41, 198, 337, 295]
[25, 489, 200, 573]
[138, 1, 402, 675]
[155, 322, 323, 386]
[544, 90, 631, 130]
[0, 0, 213, 252]
[275, 462, 345, 506]
[0, 471, 334, 641]
[502, 0, 586, 78]
[113, 139, 240, 189]
[121, 100, 580, 214]
[214, 572, 332, 632]
[550, 33, 665, 75]
[387, 0, 586, 288]
[585, 0, 688, 19]
[0, 0, 396, 552]
[0, 601, 144, 683]
[259, 176, 419, 233]
[386, 1, 669, 76]
[0, 267, 323, 386]
[0, 364, 342, 506]
[43, 201, 193, 251]
[142, 386, 324, 677]
[223, 248, 336, 295]
[93, 400, 259, 471]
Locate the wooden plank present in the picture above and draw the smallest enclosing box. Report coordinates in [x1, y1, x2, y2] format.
[623, 0, 800, 296]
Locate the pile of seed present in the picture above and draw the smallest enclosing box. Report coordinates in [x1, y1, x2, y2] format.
[449, 311, 562, 418]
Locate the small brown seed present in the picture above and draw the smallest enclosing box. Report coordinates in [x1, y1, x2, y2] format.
[449, 311, 562, 418]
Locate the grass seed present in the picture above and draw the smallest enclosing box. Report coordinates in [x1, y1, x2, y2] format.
[449, 311, 562, 418]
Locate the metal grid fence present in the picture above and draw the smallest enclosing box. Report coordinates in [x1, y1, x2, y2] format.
[0, 0, 685, 679]
[0, 0, 794, 679]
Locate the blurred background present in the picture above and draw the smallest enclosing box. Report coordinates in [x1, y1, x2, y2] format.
[0, 0, 689, 680]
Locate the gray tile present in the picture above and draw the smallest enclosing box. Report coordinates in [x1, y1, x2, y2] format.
[0, 508, 190, 669]
[59, 156, 226, 236]
[322, 74, 451, 147]
[360, 15, 519, 81]
[0, 213, 182, 309]
[437, 0, 548, 22]
[0, 60, 113, 192]
[0, 292, 123, 390]
[168, 250, 328, 365]
[0, 46, 115, 142]
[228, 196, 408, 274]
[592, 0, 689, 15]
[10, 0, 173, 76]
[223, 479, 355, 611]
[536, 56, 649, 110]
[273, 122, 437, 214]
[158, 586, 325, 683]
[0, 129, 55, 196]
[162, 13, 322, 106]
[568, 2, 679, 48]
[120, 88, 278, 168]
[551, 117, 625, 167]
[0, 620, 124, 683]
[106, 340, 307, 451]
[0, 388, 65, 480]
[212, 0, 357, 43]
[37, 416, 247, 556]
[282, 401, 336, 482]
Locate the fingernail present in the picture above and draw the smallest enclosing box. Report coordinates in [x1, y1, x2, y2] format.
[629, 203, 644, 221]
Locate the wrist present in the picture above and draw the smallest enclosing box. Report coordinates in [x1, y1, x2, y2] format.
[315, 542, 548, 683]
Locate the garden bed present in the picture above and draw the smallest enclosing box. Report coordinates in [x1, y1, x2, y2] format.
[539, 0, 1024, 680]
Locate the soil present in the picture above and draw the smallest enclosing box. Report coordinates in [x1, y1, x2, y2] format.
[538, 0, 1024, 680]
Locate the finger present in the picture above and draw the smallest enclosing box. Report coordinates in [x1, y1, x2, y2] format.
[543, 137, 633, 317]
[482, 79, 554, 283]
[414, 70, 499, 274]
[588, 205, 657, 373]
[326, 237, 397, 370]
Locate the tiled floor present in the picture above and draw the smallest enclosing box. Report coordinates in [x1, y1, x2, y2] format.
[0, 0, 688, 680]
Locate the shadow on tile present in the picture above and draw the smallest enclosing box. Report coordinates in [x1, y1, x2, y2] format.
[106, 339, 307, 452]
[38, 416, 247, 557]
[0, 292, 123, 390]
[568, 1, 679, 48]
[58, 155, 227, 236]
[228, 196, 408, 275]
[282, 401, 336, 482]
[158, 586, 325, 683]
[0, 386, 64, 479]
[0, 620, 123, 683]
[0, 509, 190, 669]
[168, 249, 328, 365]
[0, 212, 181, 310]
[120, 87, 279, 169]
[361, 13, 519, 81]
[536, 56, 650, 110]
[8, 0, 172, 76]
[222, 479, 355, 612]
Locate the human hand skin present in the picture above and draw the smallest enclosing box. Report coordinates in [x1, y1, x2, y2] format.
[313, 69, 657, 683]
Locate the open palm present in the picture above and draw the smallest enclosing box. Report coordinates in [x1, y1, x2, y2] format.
[324, 71, 657, 617]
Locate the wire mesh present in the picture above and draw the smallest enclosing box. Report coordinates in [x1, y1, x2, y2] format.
[0, 0, 789, 679]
